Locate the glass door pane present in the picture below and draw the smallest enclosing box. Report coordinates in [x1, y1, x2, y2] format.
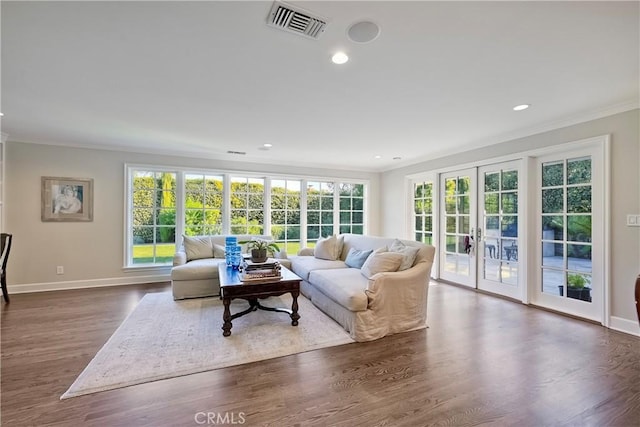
[540, 156, 593, 302]
[439, 169, 476, 287]
[413, 180, 434, 246]
[478, 161, 521, 300]
[533, 143, 603, 324]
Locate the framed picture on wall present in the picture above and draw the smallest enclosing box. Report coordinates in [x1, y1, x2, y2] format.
[41, 176, 94, 222]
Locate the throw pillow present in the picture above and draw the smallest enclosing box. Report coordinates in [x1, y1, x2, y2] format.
[314, 235, 344, 261]
[213, 243, 226, 259]
[182, 235, 213, 261]
[345, 248, 373, 269]
[389, 239, 420, 271]
[336, 235, 345, 258]
[360, 250, 404, 279]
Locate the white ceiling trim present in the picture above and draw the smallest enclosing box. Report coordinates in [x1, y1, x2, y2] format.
[9, 95, 637, 175]
[389, 99, 639, 172]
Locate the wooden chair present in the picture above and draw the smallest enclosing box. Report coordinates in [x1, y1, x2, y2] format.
[1, 233, 12, 303]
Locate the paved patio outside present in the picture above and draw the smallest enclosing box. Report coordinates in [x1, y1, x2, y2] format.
[444, 253, 592, 301]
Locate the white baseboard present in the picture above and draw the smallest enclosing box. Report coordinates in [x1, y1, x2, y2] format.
[609, 316, 640, 337]
[8, 274, 171, 294]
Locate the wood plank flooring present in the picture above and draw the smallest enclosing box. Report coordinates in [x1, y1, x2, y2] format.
[2, 282, 639, 426]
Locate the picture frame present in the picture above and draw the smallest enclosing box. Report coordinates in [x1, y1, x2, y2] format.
[41, 176, 94, 222]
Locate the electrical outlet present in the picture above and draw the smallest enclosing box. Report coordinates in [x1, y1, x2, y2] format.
[627, 215, 640, 227]
[56, 266, 64, 275]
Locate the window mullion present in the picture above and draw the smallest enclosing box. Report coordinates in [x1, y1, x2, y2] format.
[125, 166, 133, 266]
[333, 181, 340, 235]
[300, 179, 308, 247]
[264, 178, 272, 237]
[175, 172, 185, 248]
[222, 173, 231, 234]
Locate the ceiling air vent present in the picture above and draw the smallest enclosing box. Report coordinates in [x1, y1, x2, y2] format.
[267, 1, 328, 40]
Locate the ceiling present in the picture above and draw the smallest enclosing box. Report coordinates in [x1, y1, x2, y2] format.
[1, 1, 638, 172]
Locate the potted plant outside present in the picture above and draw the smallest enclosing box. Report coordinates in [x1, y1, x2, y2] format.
[239, 239, 281, 263]
[559, 273, 592, 302]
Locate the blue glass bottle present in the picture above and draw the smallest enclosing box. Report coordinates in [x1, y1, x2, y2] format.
[225, 237, 238, 267]
[231, 245, 242, 269]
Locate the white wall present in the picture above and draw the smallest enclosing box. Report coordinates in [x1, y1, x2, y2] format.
[381, 109, 640, 325]
[5, 143, 380, 291]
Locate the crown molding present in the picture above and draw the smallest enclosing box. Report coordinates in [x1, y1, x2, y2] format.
[8, 138, 380, 174]
[384, 99, 639, 172]
[7, 100, 638, 175]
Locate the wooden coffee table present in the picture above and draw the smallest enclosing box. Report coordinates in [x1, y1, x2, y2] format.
[217, 263, 301, 337]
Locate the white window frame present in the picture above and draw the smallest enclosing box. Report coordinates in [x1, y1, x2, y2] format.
[269, 178, 303, 253]
[124, 164, 369, 269]
[124, 165, 180, 270]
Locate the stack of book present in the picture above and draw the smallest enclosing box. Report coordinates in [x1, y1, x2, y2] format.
[240, 260, 282, 282]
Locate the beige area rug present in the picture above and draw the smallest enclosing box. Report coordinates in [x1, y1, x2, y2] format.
[61, 292, 354, 399]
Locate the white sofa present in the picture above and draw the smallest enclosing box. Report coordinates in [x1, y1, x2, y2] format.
[289, 233, 435, 342]
[171, 234, 290, 300]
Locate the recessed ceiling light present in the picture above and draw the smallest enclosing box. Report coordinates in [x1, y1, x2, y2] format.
[374, 155, 381, 159]
[331, 52, 349, 65]
[513, 104, 530, 111]
[263, 143, 273, 148]
[0, 112, 4, 117]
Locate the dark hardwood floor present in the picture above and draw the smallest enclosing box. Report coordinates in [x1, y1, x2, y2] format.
[2, 282, 639, 426]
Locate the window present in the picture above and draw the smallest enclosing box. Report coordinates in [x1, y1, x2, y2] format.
[130, 170, 177, 265]
[126, 167, 367, 267]
[230, 176, 265, 235]
[306, 181, 334, 246]
[185, 173, 223, 236]
[270, 179, 301, 255]
[413, 180, 434, 245]
[339, 183, 365, 234]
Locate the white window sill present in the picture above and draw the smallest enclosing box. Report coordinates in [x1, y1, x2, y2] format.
[122, 264, 172, 273]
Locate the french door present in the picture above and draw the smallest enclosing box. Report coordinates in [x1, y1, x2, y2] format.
[532, 146, 604, 322]
[429, 138, 606, 322]
[438, 162, 522, 299]
[439, 169, 476, 287]
[477, 161, 522, 300]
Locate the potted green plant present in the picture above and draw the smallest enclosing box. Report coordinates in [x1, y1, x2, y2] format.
[239, 239, 280, 263]
[560, 273, 592, 302]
